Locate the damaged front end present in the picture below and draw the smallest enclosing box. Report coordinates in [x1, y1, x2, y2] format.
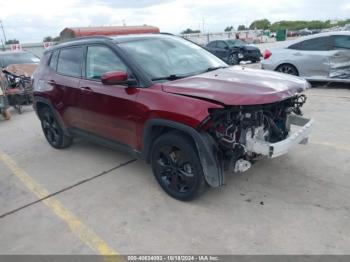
[198, 94, 313, 176]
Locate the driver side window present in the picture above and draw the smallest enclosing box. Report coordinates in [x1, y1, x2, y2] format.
[86, 46, 127, 80]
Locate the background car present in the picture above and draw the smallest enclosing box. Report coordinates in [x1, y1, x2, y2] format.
[0, 51, 39, 114]
[205, 39, 262, 65]
[0, 51, 39, 76]
[262, 31, 350, 82]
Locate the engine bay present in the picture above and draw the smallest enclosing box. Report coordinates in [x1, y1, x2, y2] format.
[201, 94, 307, 172]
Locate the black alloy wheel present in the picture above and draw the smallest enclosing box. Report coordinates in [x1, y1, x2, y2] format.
[151, 132, 206, 201]
[228, 53, 239, 65]
[40, 107, 72, 149]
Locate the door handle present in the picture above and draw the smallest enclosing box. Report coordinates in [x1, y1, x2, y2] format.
[293, 52, 302, 56]
[80, 86, 93, 93]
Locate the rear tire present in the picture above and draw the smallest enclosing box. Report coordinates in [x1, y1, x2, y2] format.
[276, 63, 299, 76]
[39, 107, 72, 149]
[151, 132, 206, 201]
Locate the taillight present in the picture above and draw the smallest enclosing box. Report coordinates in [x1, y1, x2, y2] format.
[264, 50, 272, 60]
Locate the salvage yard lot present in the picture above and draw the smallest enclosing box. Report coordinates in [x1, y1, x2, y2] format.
[0, 86, 350, 254]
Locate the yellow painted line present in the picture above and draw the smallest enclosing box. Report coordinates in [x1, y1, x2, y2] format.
[311, 141, 350, 151]
[0, 152, 121, 259]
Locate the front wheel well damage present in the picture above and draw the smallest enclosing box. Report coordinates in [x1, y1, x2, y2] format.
[142, 119, 224, 187]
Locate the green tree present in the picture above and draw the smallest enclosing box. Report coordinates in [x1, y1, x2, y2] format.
[224, 26, 234, 32]
[249, 19, 271, 30]
[43, 36, 60, 42]
[237, 25, 246, 31]
[43, 36, 53, 42]
[52, 36, 60, 42]
[269, 19, 337, 31]
[5, 39, 19, 44]
[181, 28, 201, 34]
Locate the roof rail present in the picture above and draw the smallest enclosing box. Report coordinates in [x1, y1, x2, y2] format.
[59, 35, 113, 44]
[160, 32, 175, 36]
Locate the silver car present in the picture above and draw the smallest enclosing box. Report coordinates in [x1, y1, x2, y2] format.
[262, 32, 350, 82]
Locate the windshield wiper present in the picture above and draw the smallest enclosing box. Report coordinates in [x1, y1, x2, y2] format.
[151, 74, 188, 81]
[205, 66, 229, 72]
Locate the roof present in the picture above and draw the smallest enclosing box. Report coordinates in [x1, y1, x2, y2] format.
[45, 34, 177, 53]
[60, 26, 160, 40]
[276, 30, 350, 48]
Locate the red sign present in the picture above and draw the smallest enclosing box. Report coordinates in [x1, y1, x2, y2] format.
[10, 44, 22, 51]
[43, 42, 54, 49]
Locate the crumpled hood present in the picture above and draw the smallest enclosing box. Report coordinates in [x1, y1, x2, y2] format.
[161, 66, 310, 105]
[5, 63, 38, 77]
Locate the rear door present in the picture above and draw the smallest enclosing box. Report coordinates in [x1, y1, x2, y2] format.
[78, 44, 140, 149]
[48, 46, 84, 128]
[288, 36, 331, 78]
[329, 35, 350, 79]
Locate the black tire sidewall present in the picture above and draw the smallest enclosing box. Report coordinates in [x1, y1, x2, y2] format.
[228, 53, 239, 65]
[277, 64, 298, 76]
[151, 132, 206, 201]
[39, 107, 66, 149]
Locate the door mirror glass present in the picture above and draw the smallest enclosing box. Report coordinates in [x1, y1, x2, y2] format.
[101, 71, 128, 85]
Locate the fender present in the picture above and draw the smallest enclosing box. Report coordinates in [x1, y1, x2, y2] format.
[142, 119, 224, 187]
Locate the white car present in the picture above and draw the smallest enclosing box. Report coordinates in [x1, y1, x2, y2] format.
[262, 31, 350, 82]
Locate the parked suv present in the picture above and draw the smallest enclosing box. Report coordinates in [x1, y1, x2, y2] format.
[33, 34, 313, 200]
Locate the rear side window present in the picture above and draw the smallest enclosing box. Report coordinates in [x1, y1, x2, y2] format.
[49, 50, 59, 70]
[85, 45, 127, 80]
[288, 42, 301, 50]
[298, 37, 330, 51]
[57, 47, 83, 77]
[332, 35, 350, 49]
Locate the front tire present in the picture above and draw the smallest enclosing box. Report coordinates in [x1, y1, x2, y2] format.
[151, 132, 206, 201]
[228, 53, 239, 65]
[39, 107, 72, 149]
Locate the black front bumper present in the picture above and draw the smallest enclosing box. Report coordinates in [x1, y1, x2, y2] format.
[241, 50, 261, 61]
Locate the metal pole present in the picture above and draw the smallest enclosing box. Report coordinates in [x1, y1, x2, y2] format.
[0, 38, 5, 51]
[0, 20, 7, 45]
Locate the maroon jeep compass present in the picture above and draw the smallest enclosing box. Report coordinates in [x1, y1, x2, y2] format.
[33, 34, 313, 200]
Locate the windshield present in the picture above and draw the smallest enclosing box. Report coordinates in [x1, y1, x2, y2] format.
[119, 36, 227, 81]
[226, 39, 246, 47]
[1, 52, 40, 67]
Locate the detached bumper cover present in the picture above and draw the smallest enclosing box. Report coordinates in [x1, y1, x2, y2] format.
[246, 115, 313, 158]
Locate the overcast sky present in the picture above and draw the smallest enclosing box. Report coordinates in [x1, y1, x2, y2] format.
[0, 0, 349, 43]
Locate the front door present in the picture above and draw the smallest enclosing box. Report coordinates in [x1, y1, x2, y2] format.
[78, 45, 140, 149]
[216, 41, 229, 60]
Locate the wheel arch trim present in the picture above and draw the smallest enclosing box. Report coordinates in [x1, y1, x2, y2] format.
[142, 119, 224, 187]
[33, 96, 70, 136]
